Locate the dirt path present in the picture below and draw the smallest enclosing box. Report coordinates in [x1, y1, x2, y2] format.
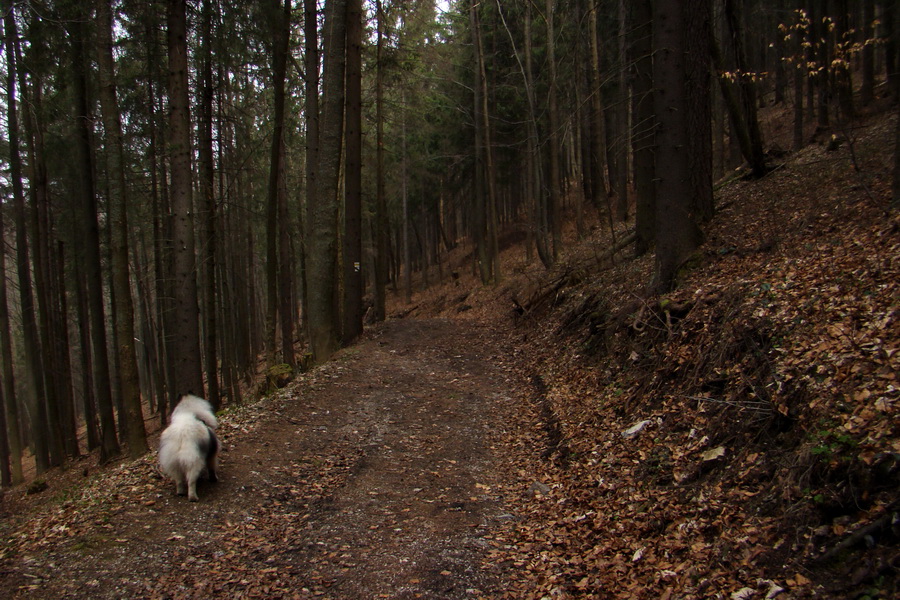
[1, 318, 527, 599]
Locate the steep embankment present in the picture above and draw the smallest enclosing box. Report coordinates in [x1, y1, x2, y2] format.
[410, 110, 899, 599]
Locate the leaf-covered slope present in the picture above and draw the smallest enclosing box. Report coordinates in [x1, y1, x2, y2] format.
[414, 110, 898, 599]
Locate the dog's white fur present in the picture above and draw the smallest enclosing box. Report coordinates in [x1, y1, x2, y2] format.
[159, 394, 219, 502]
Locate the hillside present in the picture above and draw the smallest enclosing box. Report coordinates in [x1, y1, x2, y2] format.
[400, 107, 899, 599]
[0, 108, 897, 600]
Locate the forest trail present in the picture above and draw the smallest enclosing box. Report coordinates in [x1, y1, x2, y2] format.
[0, 318, 526, 599]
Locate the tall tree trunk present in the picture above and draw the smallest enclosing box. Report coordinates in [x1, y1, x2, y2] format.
[198, 0, 220, 409]
[5, 1, 51, 473]
[0, 361, 10, 486]
[16, 28, 67, 466]
[893, 105, 900, 207]
[546, 0, 561, 262]
[97, 0, 148, 457]
[615, 0, 629, 222]
[167, 0, 204, 397]
[70, 14, 121, 462]
[833, 0, 854, 121]
[308, 0, 347, 363]
[303, 0, 320, 349]
[343, 0, 364, 343]
[653, 0, 708, 293]
[589, 0, 609, 211]
[471, 0, 498, 283]
[0, 193, 21, 484]
[276, 0, 295, 367]
[373, 0, 388, 322]
[524, 2, 548, 266]
[631, 0, 655, 256]
[814, 0, 830, 128]
[144, 4, 170, 424]
[469, 1, 489, 283]
[861, 0, 875, 105]
[402, 97, 413, 300]
[50, 240, 78, 457]
[793, 11, 805, 151]
[718, 0, 767, 177]
[266, 0, 291, 368]
[477, 5, 500, 282]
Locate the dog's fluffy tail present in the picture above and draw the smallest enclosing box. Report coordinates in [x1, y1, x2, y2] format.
[171, 394, 218, 430]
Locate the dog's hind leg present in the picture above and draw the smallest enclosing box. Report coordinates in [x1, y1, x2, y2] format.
[175, 476, 188, 496]
[186, 464, 203, 502]
[206, 431, 219, 482]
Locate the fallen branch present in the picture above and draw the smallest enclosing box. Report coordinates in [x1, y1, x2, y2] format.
[817, 499, 900, 563]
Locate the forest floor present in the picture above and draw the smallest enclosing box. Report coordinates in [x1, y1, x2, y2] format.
[0, 318, 536, 599]
[0, 106, 898, 599]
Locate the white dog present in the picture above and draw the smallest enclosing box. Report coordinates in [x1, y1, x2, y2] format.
[158, 394, 219, 502]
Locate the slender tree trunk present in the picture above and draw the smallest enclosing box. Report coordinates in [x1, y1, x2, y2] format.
[167, 0, 204, 397]
[589, 0, 609, 210]
[72, 257, 101, 451]
[631, 0, 655, 256]
[478, 7, 500, 282]
[893, 105, 900, 207]
[615, 0, 629, 222]
[469, 2, 490, 283]
[833, 0, 854, 121]
[70, 14, 121, 462]
[16, 30, 66, 466]
[144, 4, 170, 424]
[373, 0, 388, 322]
[266, 0, 290, 368]
[546, 0, 561, 261]
[814, 0, 830, 128]
[343, 0, 364, 343]
[794, 16, 805, 150]
[308, 0, 347, 363]
[277, 0, 295, 367]
[0, 196, 21, 484]
[6, 2, 51, 473]
[50, 240, 78, 457]
[525, 3, 550, 267]
[304, 0, 320, 343]
[718, 0, 767, 177]
[198, 0, 220, 408]
[0, 364, 9, 486]
[861, 0, 875, 106]
[97, 0, 148, 457]
[402, 98, 413, 300]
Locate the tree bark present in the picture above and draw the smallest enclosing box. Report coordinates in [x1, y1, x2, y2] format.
[97, 0, 148, 457]
[0, 186, 21, 484]
[70, 13, 121, 462]
[167, 0, 205, 397]
[546, 0, 561, 262]
[631, 0, 655, 256]
[266, 0, 292, 368]
[343, 0, 364, 343]
[373, 0, 388, 322]
[5, 2, 51, 473]
[304, 0, 320, 342]
[198, 0, 220, 408]
[653, 0, 708, 293]
[861, 0, 875, 106]
[308, 0, 347, 363]
[716, 0, 767, 178]
[589, 0, 609, 211]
